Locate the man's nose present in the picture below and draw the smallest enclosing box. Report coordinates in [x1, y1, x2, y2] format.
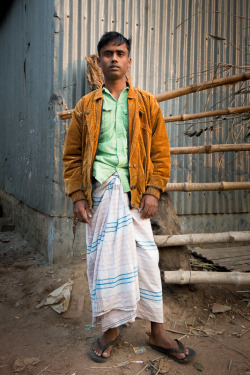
[111, 53, 118, 62]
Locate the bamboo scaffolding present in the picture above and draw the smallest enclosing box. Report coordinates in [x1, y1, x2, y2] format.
[164, 105, 250, 123]
[155, 72, 250, 102]
[163, 270, 250, 285]
[170, 143, 250, 154]
[154, 231, 250, 247]
[57, 72, 250, 119]
[165, 181, 250, 192]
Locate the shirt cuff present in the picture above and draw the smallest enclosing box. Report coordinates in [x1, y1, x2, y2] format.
[144, 186, 161, 200]
[70, 190, 86, 204]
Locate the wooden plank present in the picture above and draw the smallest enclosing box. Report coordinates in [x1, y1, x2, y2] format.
[199, 252, 250, 261]
[234, 265, 250, 272]
[194, 246, 250, 253]
[204, 253, 250, 261]
[191, 246, 250, 272]
[192, 247, 249, 260]
[214, 258, 250, 265]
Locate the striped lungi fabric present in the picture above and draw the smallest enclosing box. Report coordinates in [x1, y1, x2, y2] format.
[86, 173, 163, 332]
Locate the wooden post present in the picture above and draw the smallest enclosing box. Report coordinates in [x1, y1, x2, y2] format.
[151, 193, 191, 271]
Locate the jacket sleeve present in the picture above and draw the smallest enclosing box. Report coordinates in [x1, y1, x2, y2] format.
[144, 96, 170, 199]
[62, 99, 86, 203]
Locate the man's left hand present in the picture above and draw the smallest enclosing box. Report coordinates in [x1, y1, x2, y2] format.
[139, 195, 158, 220]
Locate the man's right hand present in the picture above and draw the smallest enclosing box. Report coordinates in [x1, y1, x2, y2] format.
[73, 200, 92, 225]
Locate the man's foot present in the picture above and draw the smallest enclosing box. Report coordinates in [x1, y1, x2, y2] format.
[90, 327, 119, 362]
[149, 323, 195, 363]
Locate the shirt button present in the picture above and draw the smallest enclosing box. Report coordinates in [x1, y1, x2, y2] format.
[129, 163, 132, 168]
[133, 164, 137, 168]
[85, 110, 90, 114]
[130, 186, 134, 190]
[131, 204, 135, 208]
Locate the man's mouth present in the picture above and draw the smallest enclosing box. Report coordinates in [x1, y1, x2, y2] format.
[110, 65, 120, 70]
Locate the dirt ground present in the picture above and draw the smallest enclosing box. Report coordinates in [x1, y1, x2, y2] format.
[0, 231, 249, 375]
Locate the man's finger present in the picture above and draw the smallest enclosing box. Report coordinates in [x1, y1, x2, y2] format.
[78, 210, 91, 224]
[141, 205, 151, 219]
[86, 207, 92, 218]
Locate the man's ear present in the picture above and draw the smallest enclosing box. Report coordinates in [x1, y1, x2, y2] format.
[97, 56, 101, 67]
[127, 58, 132, 68]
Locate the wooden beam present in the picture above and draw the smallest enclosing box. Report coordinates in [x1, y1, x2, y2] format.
[154, 231, 250, 247]
[163, 270, 250, 285]
[164, 105, 250, 123]
[165, 181, 250, 192]
[155, 72, 250, 102]
[170, 143, 250, 154]
[57, 72, 250, 119]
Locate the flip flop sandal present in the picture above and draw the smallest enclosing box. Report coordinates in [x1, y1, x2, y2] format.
[149, 339, 196, 364]
[89, 335, 120, 363]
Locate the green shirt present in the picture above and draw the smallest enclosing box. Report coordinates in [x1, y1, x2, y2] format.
[92, 86, 130, 192]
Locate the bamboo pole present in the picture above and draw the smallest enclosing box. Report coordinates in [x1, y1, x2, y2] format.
[170, 143, 250, 154]
[155, 72, 250, 102]
[164, 105, 250, 123]
[163, 270, 250, 285]
[165, 181, 250, 192]
[57, 72, 250, 119]
[154, 231, 250, 247]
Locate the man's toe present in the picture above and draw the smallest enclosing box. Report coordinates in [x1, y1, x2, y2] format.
[102, 346, 112, 358]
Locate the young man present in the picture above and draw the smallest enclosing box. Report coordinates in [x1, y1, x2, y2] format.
[63, 32, 195, 364]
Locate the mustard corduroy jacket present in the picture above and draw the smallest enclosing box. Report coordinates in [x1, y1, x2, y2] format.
[63, 84, 171, 209]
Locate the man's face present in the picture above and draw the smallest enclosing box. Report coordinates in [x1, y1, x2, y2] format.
[97, 42, 131, 81]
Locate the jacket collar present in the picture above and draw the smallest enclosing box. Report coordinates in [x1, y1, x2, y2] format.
[93, 80, 135, 100]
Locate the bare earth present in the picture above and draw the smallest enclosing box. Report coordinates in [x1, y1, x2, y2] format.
[0, 231, 249, 375]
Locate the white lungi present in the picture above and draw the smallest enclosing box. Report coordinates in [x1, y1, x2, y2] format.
[86, 173, 164, 332]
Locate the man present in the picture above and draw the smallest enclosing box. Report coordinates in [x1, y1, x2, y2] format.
[63, 32, 195, 364]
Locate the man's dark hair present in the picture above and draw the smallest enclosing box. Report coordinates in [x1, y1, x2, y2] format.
[97, 32, 131, 56]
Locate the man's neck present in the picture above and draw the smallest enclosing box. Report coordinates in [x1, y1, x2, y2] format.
[103, 78, 127, 101]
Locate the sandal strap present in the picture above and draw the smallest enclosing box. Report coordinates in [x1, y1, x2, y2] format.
[161, 339, 185, 354]
[96, 336, 119, 352]
[174, 339, 185, 353]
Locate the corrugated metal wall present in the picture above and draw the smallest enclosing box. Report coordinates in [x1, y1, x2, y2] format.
[0, 0, 55, 215]
[0, 0, 249, 225]
[54, 0, 250, 218]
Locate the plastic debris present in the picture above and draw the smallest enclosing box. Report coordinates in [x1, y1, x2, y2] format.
[13, 355, 40, 373]
[133, 346, 146, 354]
[36, 280, 73, 313]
